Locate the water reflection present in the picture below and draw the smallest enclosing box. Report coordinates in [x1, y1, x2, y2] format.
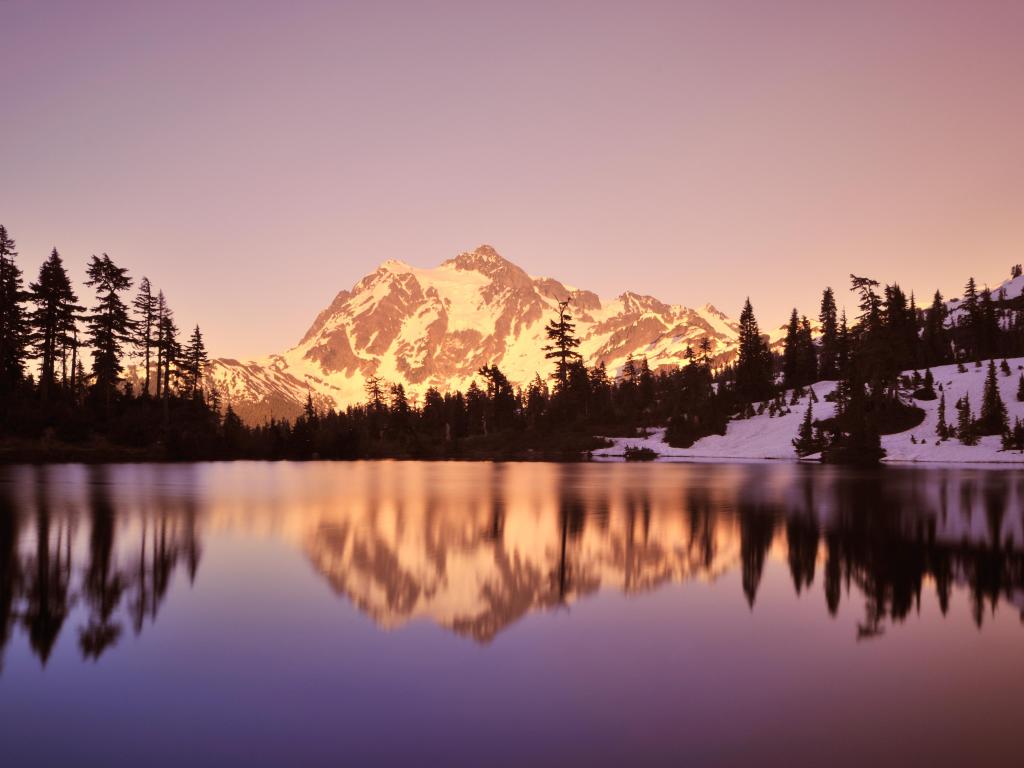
[0, 462, 1023, 669]
[306, 464, 1024, 643]
[0, 466, 201, 669]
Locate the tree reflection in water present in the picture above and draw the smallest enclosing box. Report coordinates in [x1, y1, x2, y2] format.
[0, 466, 201, 669]
[304, 464, 1024, 643]
[1, 462, 1023, 669]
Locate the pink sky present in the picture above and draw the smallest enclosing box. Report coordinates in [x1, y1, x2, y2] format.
[2, 0, 1023, 358]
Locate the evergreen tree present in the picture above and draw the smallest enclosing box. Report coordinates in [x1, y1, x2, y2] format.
[133, 277, 157, 395]
[960, 277, 980, 360]
[883, 284, 918, 371]
[637, 357, 655, 412]
[154, 291, 169, 397]
[798, 315, 817, 385]
[921, 290, 950, 366]
[837, 309, 850, 378]
[588, 362, 612, 420]
[1017, 372, 1024, 403]
[622, 356, 638, 383]
[792, 401, 820, 457]
[782, 308, 801, 388]
[364, 375, 386, 410]
[818, 287, 839, 379]
[29, 249, 81, 399]
[977, 288, 999, 360]
[0, 225, 29, 389]
[735, 298, 772, 403]
[699, 336, 712, 367]
[978, 359, 1008, 436]
[543, 299, 582, 387]
[84, 253, 134, 405]
[957, 393, 977, 446]
[478, 364, 516, 431]
[962, 276, 979, 320]
[180, 325, 210, 398]
[157, 307, 179, 399]
[936, 391, 949, 439]
[388, 383, 409, 433]
[851, 275, 882, 331]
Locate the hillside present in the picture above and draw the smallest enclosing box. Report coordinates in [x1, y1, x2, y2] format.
[596, 358, 1024, 464]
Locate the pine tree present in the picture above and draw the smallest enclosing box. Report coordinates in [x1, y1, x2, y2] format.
[699, 336, 712, 367]
[837, 309, 850, 378]
[851, 275, 882, 331]
[0, 225, 29, 389]
[133, 277, 157, 395]
[543, 299, 582, 387]
[957, 393, 977, 446]
[961, 277, 980, 360]
[180, 325, 210, 398]
[387, 383, 410, 433]
[782, 308, 800, 388]
[29, 248, 82, 399]
[85, 253, 134, 406]
[978, 288, 999, 360]
[922, 290, 950, 366]
[735, 298, 773, 403]
[792, 401, 820, 457]
[154, 291, 169, 397]
[364, 375, 385, 410]
[978, 359, 1008, 436]
[962, 277, 979, 319]
[622, 356, 638, 384]
[157, 307, 179, 399]
[936, 391, 949, 439]
[798, 315, 817, 385]
[1017, 372, 1024, 402]
[304, 391, 317, 421]
[637, 357, 655, 411]
[818, 287, 839, 379]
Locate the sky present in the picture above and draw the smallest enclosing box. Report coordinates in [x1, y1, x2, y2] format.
[2, 0, 1023, 358]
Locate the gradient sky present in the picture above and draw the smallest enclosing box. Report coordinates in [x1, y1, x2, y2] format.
[3, 0, 1023, 358]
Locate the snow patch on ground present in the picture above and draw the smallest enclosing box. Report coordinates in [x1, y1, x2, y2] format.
[595, 358, 1024, 464]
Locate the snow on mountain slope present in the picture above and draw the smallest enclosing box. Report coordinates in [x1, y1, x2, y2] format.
[595, 358, 1024, 464]
[946, 271, 1024, 323]
[209, 245, 745, 422]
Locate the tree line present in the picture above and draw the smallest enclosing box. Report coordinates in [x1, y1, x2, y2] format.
[1, 224, 215, 457]
[3, 221, 1024, 462]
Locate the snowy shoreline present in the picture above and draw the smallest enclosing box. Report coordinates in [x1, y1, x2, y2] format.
[594, 358, 1024, 466]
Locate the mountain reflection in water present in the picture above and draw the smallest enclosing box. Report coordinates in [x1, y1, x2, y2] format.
[1, 461, 1022, 670]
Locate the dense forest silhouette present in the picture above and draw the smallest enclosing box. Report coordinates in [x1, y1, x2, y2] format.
[4, 222, 1024, 461]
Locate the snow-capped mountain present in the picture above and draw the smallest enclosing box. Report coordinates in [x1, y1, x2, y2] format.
[210, 245, 747, 422]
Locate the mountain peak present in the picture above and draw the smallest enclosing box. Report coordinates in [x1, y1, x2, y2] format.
[443, 244, 514, 274]
[210, 246, 747, 423]
[379, 258, 413, 274]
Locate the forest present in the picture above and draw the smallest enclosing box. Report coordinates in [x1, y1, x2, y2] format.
[3, 222, 1024, 464]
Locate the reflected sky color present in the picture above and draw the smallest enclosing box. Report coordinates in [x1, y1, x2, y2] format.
[1, 461, 1023, 766]
[3, 1, 1023, 357]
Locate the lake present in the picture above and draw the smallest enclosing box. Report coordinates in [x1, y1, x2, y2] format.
[1, 461, 1022, 766]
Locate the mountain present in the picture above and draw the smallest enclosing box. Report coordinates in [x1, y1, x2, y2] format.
[209, 245, 754, 422]
[298, 462, 1023, 643]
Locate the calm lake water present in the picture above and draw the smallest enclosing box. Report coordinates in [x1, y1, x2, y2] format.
[1, 461, 1022, 767]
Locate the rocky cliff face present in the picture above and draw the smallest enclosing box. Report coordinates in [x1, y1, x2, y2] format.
[209, 245, 748, 422]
